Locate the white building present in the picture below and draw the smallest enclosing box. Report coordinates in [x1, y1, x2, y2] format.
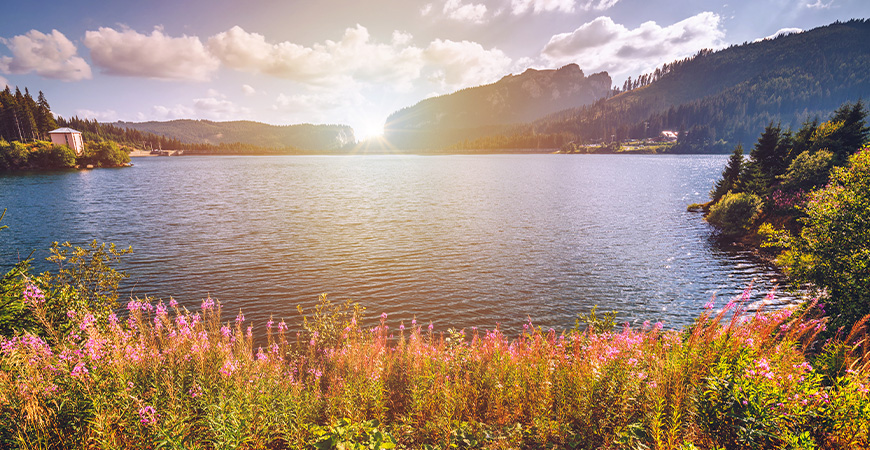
[49, 128, 84, 154]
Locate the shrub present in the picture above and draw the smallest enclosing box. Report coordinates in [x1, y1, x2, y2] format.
[78, 140, 130, 167]
[779, 147, 870, 332]
[705, 191, 763, 236]
[779, 149, 835, 193]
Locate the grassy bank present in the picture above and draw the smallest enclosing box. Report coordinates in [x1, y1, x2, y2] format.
[1, 288, 868, 449]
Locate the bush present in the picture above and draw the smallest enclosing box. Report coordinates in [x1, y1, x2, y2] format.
[779, 147, 870, 331]
[0, 140, 77, 170]
[78, 140, 130, 167]
[779, 149, 835, 193]
[705, 191, 763, 236]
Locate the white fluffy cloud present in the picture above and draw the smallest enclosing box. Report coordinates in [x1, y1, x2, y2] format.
[208, 25, 510, 92]
[443, 0, 488, 23]
[242, 84, 256, 95]
[83, 26, 219, 81]
[542, 12, 725, 79]
[208, 25, 423, 88]
[0, 29, 91, 81]
[424, 39, 512, 90]
[511, 0, 575, 14]
[0, 75, 9, 89]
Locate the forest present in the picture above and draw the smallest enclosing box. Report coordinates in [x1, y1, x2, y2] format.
[456, 19, 870, 152]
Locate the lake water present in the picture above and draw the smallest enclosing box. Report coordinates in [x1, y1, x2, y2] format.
[0, 154, 796, 334]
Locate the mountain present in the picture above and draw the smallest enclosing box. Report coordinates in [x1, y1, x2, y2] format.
[458, 19, 870, 152]
[114, 119, 355, 151]
[383, 64, 612, 149]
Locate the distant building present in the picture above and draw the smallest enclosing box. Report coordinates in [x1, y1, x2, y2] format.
[49, 128, 84, 154]
[660, 130, 678, 142]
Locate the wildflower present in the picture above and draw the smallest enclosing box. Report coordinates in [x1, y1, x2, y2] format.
[155, 302, 167, 317]
[70, 362, 89, 378]
[246, 326, 252, 338]
[399, 323, 405, 331]
[188, 385, 203, 398]
[428, 322, 434, 331]
[278, 321, 288, 332]
[138, 406, 157, 425]
[169, 298, 178, 308]
[219, 360, 237, 377]
[236, 312, 245, 323]
[22, 284, 45, 307]
[704, 300, 714, 309]
[266, 319, 274, 329]
[78, 313, 95, 331]
[221, 326, 231, 337]
[67, 310, 76, 319]
[201, 297, 215, 310]
[654, 322, 663, 331]
[381, 312, 388, 320]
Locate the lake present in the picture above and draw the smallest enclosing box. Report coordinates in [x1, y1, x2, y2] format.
[0, 154, 795, 334]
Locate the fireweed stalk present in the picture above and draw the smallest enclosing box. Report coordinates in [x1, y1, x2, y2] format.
[0, 290, 868, 449]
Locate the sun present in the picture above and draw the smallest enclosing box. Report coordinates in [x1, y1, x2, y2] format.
[356, 121, 385, 141]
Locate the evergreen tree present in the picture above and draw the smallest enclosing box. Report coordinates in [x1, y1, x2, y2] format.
[750, 123, 788, 180]
[36, 91, 57, 139]
[711, 144, 744, 201]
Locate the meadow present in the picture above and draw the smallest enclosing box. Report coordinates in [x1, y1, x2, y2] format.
[1, 286, 868, 449]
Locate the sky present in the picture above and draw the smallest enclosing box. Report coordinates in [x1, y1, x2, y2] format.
[1, 0, 868, 140]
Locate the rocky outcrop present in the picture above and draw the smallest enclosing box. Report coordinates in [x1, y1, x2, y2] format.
[384, 64, 611, 149]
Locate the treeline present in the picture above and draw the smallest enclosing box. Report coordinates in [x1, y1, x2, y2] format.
[458, 19, 870, 152]
[703, 100, 870, 331]
[0, 87, 56, 142]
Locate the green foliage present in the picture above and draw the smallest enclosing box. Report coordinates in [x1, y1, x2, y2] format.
[78, 140, 130, 168]
[779, 149, 835, 192]
[297, 293, 366, 349]
[711, 144, 743, 202]
[309, 419, 397, 450]
[575, 305, 617, 333]
[0, 139, 77, 171]
[779, 148, 870, 331]
[705, 191, 762, 235]
[42, 240, 132, 318]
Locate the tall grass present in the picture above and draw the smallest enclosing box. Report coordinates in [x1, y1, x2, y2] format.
[1, 289, 868, 449]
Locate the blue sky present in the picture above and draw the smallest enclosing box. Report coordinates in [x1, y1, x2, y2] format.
[1, 0, 867, 139]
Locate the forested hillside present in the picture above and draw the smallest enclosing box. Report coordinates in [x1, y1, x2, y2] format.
[116, 120, 355, 151]
[459, 19, 870, 152]
[384, 64, 611, 149]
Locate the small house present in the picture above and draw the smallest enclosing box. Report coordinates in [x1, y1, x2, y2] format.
[49, 128, 84, 154]
[659, 131, 678, 143]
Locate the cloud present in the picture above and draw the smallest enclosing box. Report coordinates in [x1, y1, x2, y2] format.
[424, 39, 512, 90]
[541, 12, 725, 80]
[208, 25, 423, 89]
[241, 84, 256, 95]
[806, 0, 833, 9]
[421, 3, 434, 15]
[75, 108, 119, 122]
[83, 26, 219, 81]
[511, 0, 575, 14]
[0, 29, 91, 81]
[151, 91, 250, 120]
[0, 75, 9, 89]
[754, 27, 802, 42]
[443, 0, 488, 23]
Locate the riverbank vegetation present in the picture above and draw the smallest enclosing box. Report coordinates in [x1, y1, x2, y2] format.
[702, 100, 869, 334]
[0, 139, 130, 171]
[1, 231, 869, 449]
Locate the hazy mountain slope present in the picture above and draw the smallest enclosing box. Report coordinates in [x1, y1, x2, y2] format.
[383, 64, 612, 149]
[115, 120, 355, 150]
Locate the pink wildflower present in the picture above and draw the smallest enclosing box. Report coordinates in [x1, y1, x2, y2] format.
[169, 298, 178, 308]
[22, 284, 45, 307]
[201, 297, 215, 311]
[138, 406, 157, 425]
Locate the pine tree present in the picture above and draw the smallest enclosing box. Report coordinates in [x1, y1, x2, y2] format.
[711, 144, 743, 201]
[36, 91, 57, 139]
